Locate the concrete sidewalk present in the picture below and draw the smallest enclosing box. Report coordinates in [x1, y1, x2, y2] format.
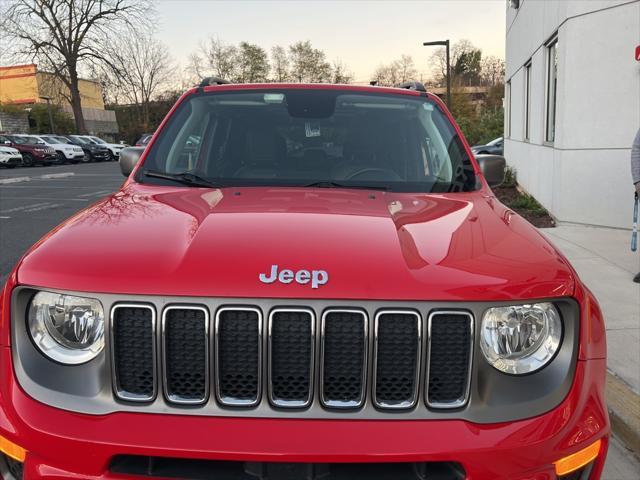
[541, 224, 640, 394]
[541, 224, 640, 466]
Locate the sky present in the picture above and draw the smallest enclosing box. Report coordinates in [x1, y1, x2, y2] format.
[154, 0, 506, 83]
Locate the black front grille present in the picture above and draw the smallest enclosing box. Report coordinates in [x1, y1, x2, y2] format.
[112, 306, 155, 400]
[427, 313, 472, 407]
[110, 304, 474, 414]
[374, 312, 421, 408]
[321, 310, 366, 407]
[110, 455, 466, 479]
[269, 310, 313, 406]
[164, 308, 208, 403]
[217, 308, 261, 405]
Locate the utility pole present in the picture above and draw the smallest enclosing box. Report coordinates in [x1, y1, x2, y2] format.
[423, 40, 451, 108]
[39, 96, 55, 133]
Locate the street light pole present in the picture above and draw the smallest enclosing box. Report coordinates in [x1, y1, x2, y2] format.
[423, 40, 451, 108]
[39, 96, 55, 133]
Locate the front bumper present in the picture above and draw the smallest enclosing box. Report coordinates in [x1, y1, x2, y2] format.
[92, 151, 110, 160]
[0, 344, 609, 480]
[33, 153, 59, 164]
[0, 156, 21, 166]
[63, 152, 85, 161]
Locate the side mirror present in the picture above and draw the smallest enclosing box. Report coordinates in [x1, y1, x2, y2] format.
[3, 141, 11, 145]
[476, 154, 506, 188]
[119, 147, 145, 177]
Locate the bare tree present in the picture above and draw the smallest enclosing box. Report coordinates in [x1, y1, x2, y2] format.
[106, 30, 172, 128]
[194, 37, 239, 81]
[270, 46, 290, 82]
[480, 56, 505, 86]
[372, 55, 417, 86]
[1, 0, 151, 132]
[331, 59, 353, 84]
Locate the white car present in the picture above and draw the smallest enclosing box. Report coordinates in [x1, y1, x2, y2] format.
[12, 134, 85, 164]
[36, 135, 85, 163]
[0, 145, 22, 168]
[84, 135, 128, 161]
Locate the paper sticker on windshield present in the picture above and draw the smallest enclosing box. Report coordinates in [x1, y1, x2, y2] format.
[305, 122, 321, 137]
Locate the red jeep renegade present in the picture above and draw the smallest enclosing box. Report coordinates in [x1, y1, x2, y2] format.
[0, 80, 609, 480]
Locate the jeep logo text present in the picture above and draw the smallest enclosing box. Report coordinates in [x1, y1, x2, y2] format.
[259, 265, 328, 289]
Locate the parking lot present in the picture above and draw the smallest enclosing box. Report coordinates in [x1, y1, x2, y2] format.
[0, 161, 124, 285]
[0, 161, 639, 478]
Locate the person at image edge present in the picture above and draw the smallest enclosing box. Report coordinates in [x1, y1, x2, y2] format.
[632, 127, 640, 283]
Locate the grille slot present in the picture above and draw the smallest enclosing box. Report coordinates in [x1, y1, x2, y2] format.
[373, 311, 421, 409]
[162, 307, 209, 405]
[215, 307, 262, 407]
[426, 312, 473, 409]
[269, 309, 314, 408]
[111, 305, 156, 402]
[321, 310, 367, 409]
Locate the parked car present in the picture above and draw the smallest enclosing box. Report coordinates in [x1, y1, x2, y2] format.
[15, 134, 84, 164]
[0, 134, 58, 167]
[64, 135, 110, 162]
[471, 136, 503, 155]
[0, 145, 22, 168]
[83, 135, 128, 161]
[135, 133, 153, 147]
[0, 82, 608, 480]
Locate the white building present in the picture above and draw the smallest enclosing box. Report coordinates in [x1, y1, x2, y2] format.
[505, 0, 640, 229]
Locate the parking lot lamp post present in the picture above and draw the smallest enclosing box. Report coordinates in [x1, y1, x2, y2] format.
[423, 40, 450, 108]
[39, 96, 55, 133]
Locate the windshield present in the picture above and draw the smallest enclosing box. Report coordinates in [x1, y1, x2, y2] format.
[53, 136, 72, 144]
[12, 136, 42, 145]
[140, 90, 476, 193]
[72, 136, 90, 145]
[41, 136, 60, 144]
[487, 137, 503, 146]
[90, 136, 106, 144]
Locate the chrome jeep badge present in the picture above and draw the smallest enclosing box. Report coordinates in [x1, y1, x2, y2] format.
[259, 265, 328, 289]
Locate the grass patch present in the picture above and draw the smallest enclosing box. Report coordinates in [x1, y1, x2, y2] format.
[508, 192, 547, 214]
[503, 166, 517, 187]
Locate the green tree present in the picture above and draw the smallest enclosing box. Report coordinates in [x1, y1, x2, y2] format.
[289, 41, 331, 83]
[28, 104, 75, 134]
[236, 42, 270, 83]
[270, 46, 290, 82]
[452, 49, 482, 86]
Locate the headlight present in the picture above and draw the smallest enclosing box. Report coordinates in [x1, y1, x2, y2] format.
[480, 302, 562, 374]
[28, 291, 105, 364]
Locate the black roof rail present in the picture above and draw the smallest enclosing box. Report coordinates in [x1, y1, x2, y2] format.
[199, 77, 231, 88]
[397, 81, 427, 93]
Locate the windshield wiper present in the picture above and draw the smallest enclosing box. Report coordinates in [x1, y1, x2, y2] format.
[143, 169, 226, 188]
[303, 181, 389, 191]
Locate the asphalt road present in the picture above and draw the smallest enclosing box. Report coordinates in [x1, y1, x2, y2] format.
[0, 161, 124, 284]
[0, 161, 639, 478]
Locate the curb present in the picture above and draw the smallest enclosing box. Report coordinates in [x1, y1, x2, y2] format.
[607, 371, 640, 459]
[0, 176, 30, 185]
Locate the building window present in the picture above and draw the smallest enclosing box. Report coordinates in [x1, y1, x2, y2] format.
[524, 61, 531, 141]
[545, 37, 558, 143]
[506, 80, 511, 138]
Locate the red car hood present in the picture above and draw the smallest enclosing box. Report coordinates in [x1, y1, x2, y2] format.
[17, 184, 574, 301]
